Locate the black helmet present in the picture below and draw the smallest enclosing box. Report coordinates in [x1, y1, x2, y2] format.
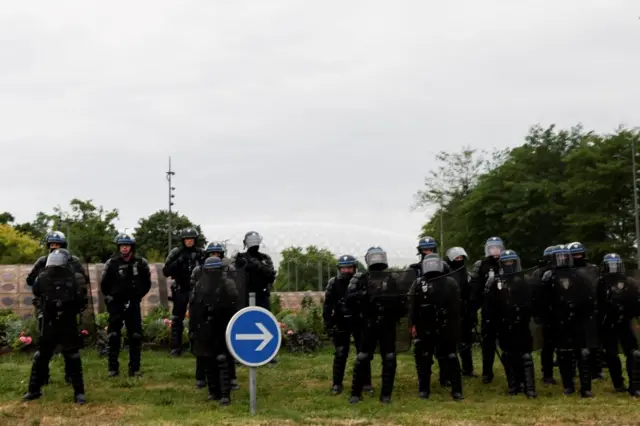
[45, 231, 68, 249]
[114, 233, 136, 246]
[180, 228, 199, 239]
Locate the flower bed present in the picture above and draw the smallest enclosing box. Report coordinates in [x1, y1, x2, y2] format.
[0, 294, 329, 355]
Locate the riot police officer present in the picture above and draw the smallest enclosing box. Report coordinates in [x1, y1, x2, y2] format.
[189, 256, 239, 405]
[23, 249, 87, 404]
[233, 231, 275, 309]
[25, 231, 90, 386]
[409, 254, 463, 401]
[533, 245, 558, 384]
[195, 241, 238, 390]
[323, 255, 372, 395]
[347, 247, 406, 404]
[568, 242, 604, 380]
[100, 233, 151, 377]
[542, 245, 596, 397]
[470, 236, 504, 383]
[163, 228, 206, 356]
[597, 253, 640, 397]
[445, 246, 476, 377]
[410, 237, 450, 276]
[486, 250, 537, 398]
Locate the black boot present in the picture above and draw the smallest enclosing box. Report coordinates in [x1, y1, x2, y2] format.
[217, 353, 231, 403]
[541, 340, 555, 383]
[228, 355, 238, 389]
[558, 350, 575, 395]
[66, 351, 86, 405]
[459, 344, 476, 377]
[481, 339, 495, 383]
[107, 331, 121, 376]
[195, 357, 206, 388]
[628, 350, 640, 397]
[350, 352, 369, 402]
[332, 345, 348, 393]
[23, 352, 44, 401]
[205, 358, 221, 401]
[169, 315, 183, 355]
[128, 332, 142, 376]
[522, 353, 537, 398]
[380, 352, 397, 403]
[578, 349, 593, 398]
[606, 348, 625, 392]
[502, 352, 518, 395]
[447, 352, 464, 401]
[414, 348, 431, 399]
[438, 356, 451, 387]
[591, 347, 604, 380]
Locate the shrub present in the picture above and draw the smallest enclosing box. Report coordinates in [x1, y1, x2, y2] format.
[270, 293, 282, 316]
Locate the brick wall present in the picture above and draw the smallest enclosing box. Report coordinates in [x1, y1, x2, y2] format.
[0, 264, 323, 317]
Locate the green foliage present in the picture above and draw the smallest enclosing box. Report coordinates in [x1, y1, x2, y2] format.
[133, 210, 206, 258]
[0, 224, 42, 264]
[274, 246, 336, 291]
[416, 124, 640, 267]
[270, 293, 282, 316]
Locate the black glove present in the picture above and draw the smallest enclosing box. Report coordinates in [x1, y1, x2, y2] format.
[324, 323, 334, 337]
[104, 295, 114, 304]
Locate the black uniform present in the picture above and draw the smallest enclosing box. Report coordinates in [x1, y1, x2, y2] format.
[409, 255, 463, 400]
[542, 254, 598, 397]
[233, 250, 275, 310]
[347, 247, 406, 404]
[101, 251, 151, 376]
[194, 248, 239, 391]
[532, 259, 557, 383]
[189, 257, 239, 405]
[445, 247, 475, 377]
[323, 273, 371, 394]
[23, 249, 87, 404]
[163, 239, 206, 355]
[26, 250, 89, 385]
[597, 255, 640, 396]
[486, 268, 537, 397]
[470, 256, 500, 382]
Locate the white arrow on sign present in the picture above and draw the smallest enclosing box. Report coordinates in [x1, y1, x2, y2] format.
[235, 322, 274, 351]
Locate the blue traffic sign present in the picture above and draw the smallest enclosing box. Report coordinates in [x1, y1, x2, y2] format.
[226, 306, 282, 367]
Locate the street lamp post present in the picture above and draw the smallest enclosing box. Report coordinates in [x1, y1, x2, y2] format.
[632, 137, 640, 268]
[166, 157, 176, 254]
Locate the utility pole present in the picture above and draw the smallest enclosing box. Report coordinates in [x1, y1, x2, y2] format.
[632, 137, 640, 268]
[166, 157, 176, 254]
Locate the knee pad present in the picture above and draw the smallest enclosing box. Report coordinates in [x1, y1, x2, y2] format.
[335, 346, 346, 358]
[171, 315, 181, 322]
[447, 352, 457, 361]
[356, 352, 369, 362]
[384, 353, 396, 362]
[580, 348, 590, 359]
[68, 351, 81, 360]
[130, 333, 142, 342]
[522, 353, 533, 362]
[216, 354, 227, 363]
[33, 351, 41, 360]
[632, 349, 640, 360]
[108, 332, 119, 339]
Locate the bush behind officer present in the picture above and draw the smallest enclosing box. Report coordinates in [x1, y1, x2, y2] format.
[163, 228, 206, 356]
[100, 233, 151, 377]
[23, 249, 87, 404]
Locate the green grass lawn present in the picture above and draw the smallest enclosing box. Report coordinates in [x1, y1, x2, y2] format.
[0, 348, 638, 425]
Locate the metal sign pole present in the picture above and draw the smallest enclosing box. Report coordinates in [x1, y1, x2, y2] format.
[249, 291, 257, 416]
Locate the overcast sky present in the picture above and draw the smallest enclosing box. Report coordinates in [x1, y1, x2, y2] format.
[1, 1, 638, 264]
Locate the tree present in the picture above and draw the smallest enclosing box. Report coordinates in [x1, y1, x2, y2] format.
[53, 199, 119, 263]
[134, 210, 206, 261]
[413, 146, 505, 250]
[13, 212, 54, 242]
[414, 124, 640, 267]
[274, 246, 337, 291]
[0, 224, 42, 264]
[0, 212, 15, 225]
